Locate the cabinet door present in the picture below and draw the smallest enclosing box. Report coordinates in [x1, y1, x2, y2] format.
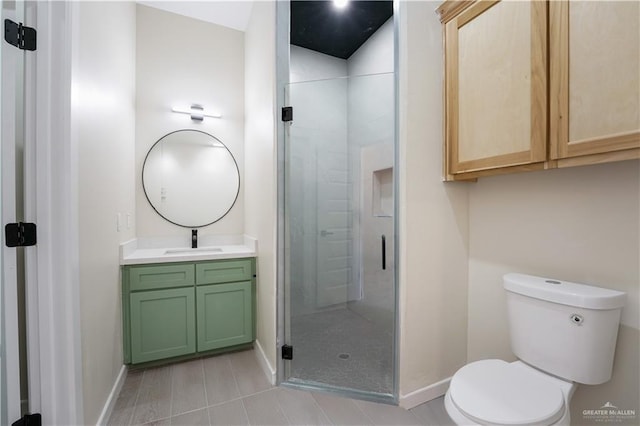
[130, 288, 196, 363]
[550, 1, 639, 163]
[196, 281, 253, 351]
[444, 0, 547, 176]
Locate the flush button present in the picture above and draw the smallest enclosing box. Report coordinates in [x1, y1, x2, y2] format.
[545, 279, 561, 284]
[570, 314, 584, 325]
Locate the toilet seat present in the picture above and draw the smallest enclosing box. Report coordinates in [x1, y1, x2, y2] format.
[449, 360, 565, 425]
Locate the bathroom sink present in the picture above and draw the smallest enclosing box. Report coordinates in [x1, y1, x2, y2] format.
[164, 247, 223, 255]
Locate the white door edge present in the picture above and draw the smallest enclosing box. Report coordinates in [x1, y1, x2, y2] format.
[29, 1, 84, 424]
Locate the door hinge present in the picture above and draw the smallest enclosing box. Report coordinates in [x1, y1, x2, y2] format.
[4, 19, 37, 51]
[281, 106, 293, 122]
[5, 222, 37, 247]
[281, 344, 293, 360]
[12, 413, 42, 426]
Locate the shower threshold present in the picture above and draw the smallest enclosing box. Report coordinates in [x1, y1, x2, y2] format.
[281, 377, 396, 406]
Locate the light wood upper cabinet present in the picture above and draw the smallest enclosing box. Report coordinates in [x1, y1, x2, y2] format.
[439, 0, 640, 181]
[441, 0, 548, 179]
[550, 0, 640, 164]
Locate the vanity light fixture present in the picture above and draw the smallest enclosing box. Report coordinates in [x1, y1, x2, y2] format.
[171, 104, 222, 121]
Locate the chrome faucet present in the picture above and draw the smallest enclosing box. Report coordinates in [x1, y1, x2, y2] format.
[192, 229, 198, 249]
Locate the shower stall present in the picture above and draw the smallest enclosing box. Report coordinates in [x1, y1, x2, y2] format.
[281, 69, 397, 401]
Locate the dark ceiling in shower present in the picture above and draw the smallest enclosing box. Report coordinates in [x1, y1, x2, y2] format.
[290, 1, 393, 60]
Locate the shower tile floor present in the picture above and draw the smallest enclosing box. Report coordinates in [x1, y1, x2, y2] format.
[290, 307, 393, 394]
[107, 348, 454, 426]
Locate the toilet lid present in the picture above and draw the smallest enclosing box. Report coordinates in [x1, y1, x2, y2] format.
[449, 360, 565, 426]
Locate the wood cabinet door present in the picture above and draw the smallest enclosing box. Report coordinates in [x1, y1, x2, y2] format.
[196, 281, 253, 352]
[445, 0, 547, 175]
[130, 287, 196, 363]
[550, 1, 640, 161]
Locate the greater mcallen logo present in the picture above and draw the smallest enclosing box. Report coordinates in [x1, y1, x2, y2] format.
[583, 402, 637, 423]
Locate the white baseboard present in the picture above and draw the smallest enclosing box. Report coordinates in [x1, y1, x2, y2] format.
[254, 339, 277, 385]
[399, 377, 451, 409]
[96, 365, 127, 425]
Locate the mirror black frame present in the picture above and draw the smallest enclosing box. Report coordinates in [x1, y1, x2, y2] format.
[141, 129, 241, 228]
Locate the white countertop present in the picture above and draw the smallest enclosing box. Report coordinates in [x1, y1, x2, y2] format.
[120, 235, 257, 265]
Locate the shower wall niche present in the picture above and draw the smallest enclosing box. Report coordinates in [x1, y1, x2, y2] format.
[373, 167, 393, 217]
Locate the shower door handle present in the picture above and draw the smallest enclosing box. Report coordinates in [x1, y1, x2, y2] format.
[381, 235, 386, 270]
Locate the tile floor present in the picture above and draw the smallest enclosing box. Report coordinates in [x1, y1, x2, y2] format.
[107, 349, 454, 426]
[290, 308, 393, 394]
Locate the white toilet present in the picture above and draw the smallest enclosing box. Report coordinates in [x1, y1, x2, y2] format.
[445, 273, 626, 426]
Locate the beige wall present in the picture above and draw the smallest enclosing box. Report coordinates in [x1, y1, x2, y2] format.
[397, 0, 470, 401]
[135, 4, 245, 237]
[73, 1, 136, 423]
[244, 1, 278, 371]
[467, 161, 640, 424]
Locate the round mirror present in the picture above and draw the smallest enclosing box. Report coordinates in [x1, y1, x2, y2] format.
[142, 129, 240, 228]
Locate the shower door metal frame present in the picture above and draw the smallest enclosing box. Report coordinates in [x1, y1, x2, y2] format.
[275, 0, 401, 404]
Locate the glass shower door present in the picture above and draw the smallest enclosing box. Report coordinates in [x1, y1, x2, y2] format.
[284, 72, 396, 399]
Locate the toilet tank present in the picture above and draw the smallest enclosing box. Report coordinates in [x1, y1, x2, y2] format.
[504, 273, 626, 385]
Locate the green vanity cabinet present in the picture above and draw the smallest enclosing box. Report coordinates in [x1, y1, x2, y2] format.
[130, 287, 196, 363]
[196, 281, 253, 351]
[196, 259, 253, 285]
[122, 257, 255, 365]
[129, 263, 195, 291]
